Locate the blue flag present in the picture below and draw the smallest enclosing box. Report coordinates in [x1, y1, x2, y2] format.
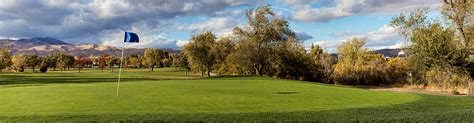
[124, 32, 139, 43]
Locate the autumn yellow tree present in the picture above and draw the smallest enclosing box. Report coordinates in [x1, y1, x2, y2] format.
[143, 49, 163, 71]
[11, 54, 28, 72]
[0, 47, 11, 72]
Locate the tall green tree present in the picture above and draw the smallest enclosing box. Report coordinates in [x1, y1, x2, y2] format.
[273, 37, 311, 80]
[178, 53, 190, 75]
[212, 37, 235, 75]
[183, 31, 217, 77]
[410, 23, 464, 70]
[232, 6, 296, 76]
[25, 54, 39, 71]
[309, 44, 336, 82]
[64, 55, 75, 70]
[391, 9, 430, 39]
[56, 53, 70, 72]
[45, 52, 65, 71]
[391, 9, 466, 71]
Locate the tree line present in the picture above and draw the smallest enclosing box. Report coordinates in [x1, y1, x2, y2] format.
[0, 48, 177, 73]
[182, 4, 473, 94]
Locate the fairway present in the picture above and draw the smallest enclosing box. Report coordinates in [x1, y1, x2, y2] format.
[1, 68, 474, 121]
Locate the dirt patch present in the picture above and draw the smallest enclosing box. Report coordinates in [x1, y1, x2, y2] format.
[353, 85, 466, 96]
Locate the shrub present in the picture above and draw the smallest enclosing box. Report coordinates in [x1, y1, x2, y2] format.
[332, 59, 394, 85]
[424, 67, 471, 93]
[40, 66, 48, 73]
[18, 67, 24, 72]
[331, 38, 408, 85]
[387, 58, 411, 84]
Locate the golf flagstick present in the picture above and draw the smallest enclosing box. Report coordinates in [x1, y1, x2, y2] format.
[117, 44, 125, 96]
[116, 32, 139, 96]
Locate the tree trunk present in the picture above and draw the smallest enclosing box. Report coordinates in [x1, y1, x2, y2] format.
[256, 64, 264, 76]
[185, 69, 187, 76]
[32, 66, 35, 72]
[455, 22, 467, 47]
[207, 66, 211, 77]
[469, 81, 474, 96]
[151, 66, 154, 71]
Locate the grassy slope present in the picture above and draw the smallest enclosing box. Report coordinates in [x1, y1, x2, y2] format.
[0, 68, 473, 121]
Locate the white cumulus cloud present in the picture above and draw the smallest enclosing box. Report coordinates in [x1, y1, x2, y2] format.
[287, 0, 442, 22]
[308, 24, 404, 52]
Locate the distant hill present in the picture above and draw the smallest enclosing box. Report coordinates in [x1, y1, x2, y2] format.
[330, 48, 403, 58]
[17, 37, 70, 45]
[373, 48, 403, 58]
[0, 37, 179, 56]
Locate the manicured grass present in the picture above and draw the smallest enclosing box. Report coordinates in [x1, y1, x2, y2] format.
[0, 68, 200, 85]
[0, 68, 473, 121]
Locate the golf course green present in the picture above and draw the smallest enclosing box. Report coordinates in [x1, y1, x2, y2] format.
[0, 68, 473, 121]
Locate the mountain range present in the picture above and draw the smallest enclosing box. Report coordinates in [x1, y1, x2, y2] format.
[0, 37, 179, 56]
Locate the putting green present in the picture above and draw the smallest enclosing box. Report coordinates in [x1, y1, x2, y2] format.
[0, 76, 420, 117]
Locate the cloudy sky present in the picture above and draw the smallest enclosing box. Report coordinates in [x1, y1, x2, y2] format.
[0, 0, 442, 52]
